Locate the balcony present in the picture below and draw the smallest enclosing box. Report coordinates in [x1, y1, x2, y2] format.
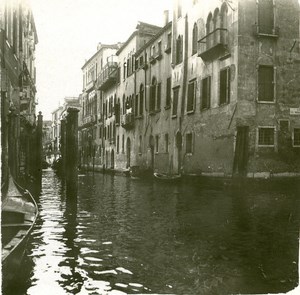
[82, 114, 97, 126]
[198, 28, 229, 61]
[121, 113, 134, 129]
[85, 80, 95, 92]
[97, 62, 118, 90]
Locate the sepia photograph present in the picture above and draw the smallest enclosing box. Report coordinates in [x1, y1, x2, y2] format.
[1, 0, 300, 294]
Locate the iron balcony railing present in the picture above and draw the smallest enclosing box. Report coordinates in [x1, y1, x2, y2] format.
[97, 62, 118, 90]
[198, 28, 229, 60]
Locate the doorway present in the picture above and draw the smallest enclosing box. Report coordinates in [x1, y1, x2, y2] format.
[233, 126, 249, 176]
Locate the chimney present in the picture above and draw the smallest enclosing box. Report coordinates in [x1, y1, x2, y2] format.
[163, 10, 169, 26]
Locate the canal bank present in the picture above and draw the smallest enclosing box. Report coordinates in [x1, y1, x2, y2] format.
[4, 168, 299, 295]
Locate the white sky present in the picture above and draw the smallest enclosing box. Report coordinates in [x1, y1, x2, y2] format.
[30, 0, 173, 120]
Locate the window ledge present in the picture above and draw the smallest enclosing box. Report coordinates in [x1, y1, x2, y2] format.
[257, 145, 275, 148]
[164, 105, 171, 110]
[171, 114, 177, 119]
[186, 153, 193, 156]
[186, 110, 195, 115]
[257, 100, 275, 104]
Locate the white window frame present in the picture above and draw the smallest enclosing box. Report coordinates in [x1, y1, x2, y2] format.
[292, 127, 300, 147]
[257, 126, 276, 147]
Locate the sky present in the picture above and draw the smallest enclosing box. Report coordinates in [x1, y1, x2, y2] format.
[30, 0, 173, 120]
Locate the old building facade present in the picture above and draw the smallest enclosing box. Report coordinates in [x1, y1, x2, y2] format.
[1, 0, 40, 187]
[79, 0, 300, 178]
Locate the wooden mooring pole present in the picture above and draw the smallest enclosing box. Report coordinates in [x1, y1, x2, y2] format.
[65, 108, 79, 198]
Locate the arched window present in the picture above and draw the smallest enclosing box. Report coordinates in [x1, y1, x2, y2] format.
[150, 77, 157, 113]
[206, 13, 213, 49]
[213, 8, 220, 44]
[139, 84, 144, 115]
[220, 3, 228, 44]
[192, 23, 198, 55]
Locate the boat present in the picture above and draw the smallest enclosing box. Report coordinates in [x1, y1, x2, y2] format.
[153, 172, 182, 181]
[1, 176, 38, 287]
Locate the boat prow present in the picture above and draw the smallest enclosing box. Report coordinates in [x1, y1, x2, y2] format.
[153, 172, 182, 182]
[1, 176, 38, 287]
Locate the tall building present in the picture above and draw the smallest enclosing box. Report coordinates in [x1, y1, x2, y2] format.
[0, 0, 39, 186]
[79, 0, 300, 178]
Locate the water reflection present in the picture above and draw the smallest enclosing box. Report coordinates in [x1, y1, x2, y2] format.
[3, 170, 299, 295]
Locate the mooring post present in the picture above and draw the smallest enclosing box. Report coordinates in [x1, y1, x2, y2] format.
[35, 111, 43, 192]
[66, 108, 79, 198]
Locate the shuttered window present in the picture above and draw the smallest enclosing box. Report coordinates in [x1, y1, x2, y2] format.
[258, 66, 274, 102]
[258, 0, 274, 34]
[220, 68, 231, 105]
[166, 77, 171, 108]
[172, 87, 179, 116]
[201, 76, 211, 110]
[187, 80, 195, 112]
[293, 128, 300, 147]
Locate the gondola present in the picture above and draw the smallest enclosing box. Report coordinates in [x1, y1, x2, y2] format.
[1, 176, 38, 287]
[153, 172, 181, 181]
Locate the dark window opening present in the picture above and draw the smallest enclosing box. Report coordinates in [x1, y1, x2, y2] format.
[186, 133, 193, 154]
[258, 127, 275, 146]
[220, 68, 231, 105]
[172, 87, 179, 116]
[201, 76, 211, 110]
[187, 80, 195, 112]
[258, 65, 274, 102]
[258, 0, 274, 34]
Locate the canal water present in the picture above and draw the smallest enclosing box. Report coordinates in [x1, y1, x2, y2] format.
[4, 169, 299, 295]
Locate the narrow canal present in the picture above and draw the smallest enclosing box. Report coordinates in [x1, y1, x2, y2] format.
[5, 169, 300, 295]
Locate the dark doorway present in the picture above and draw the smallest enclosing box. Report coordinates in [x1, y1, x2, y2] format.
[233, 126, 249, 176]
[149, 135, 154, 171]
[126, 138, 131, 168]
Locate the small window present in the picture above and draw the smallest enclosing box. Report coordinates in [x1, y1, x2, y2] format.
[293, 128, 300, 147]
[201, 76, 211, 110]
[258, 65, 274, 102]
[139, 135, 142, 153]
[165, 134, 169, 153]
[155, 135, 159, 153]
[166, 77, 171, 108]
[117, 135, 119, 153]
[279, 120, 289, 133]
[122, 134, 124, 153]
[258, 127, 275, 146]
[158, 41, 162, 56]
[220, 68, 231, 105]
[186, 133, 193, 154]
[176, 35, 183, 64]
[172, 87, 179, 116]
[187, 80, 196, 112]
[167, 33, 172, 49]
[157, 82, 161, 111]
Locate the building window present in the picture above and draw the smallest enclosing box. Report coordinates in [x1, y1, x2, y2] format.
[176, 35, 183, 64]
[172, 87, 179, 116]
[122, 134, 124, 153]
[186, 133, 193, 154]
[150, 77, 157, 113]
[135, 94, 139, 117]
[201, 76, 211, 110]
[139, 84, 144, 115]
[258, 0, 274, 34]
[117, 135, 119, 153]
[166, 77, 171, 108]
[293, 128, 300, 147]
[157, 41, 162, 56]
[192, 23, 198, 55]
[258, 127, 275, 146]
[167, 33, 172, 50]
[155, 135, 159, 153]
[157, 82, 161, 111]
[220, 67, 231, 105]
[279, 120, 289, 133]
[165, 134, 169, 153]
[187, 80, 196, 112]
[139, 135, 142, 153]
[258, 65, 274, 102]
